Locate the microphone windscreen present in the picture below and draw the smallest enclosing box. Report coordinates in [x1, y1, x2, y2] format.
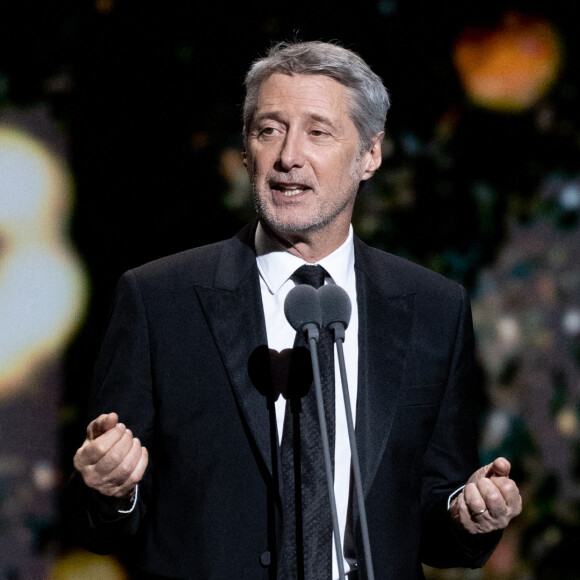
[284, 284, 322, 331]
[318, 284, 352, 329]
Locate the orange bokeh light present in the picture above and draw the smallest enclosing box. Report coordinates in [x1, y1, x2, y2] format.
[453, 13, 562, 112]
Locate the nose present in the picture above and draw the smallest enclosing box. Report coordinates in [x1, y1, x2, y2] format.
[277, 129, 305, 171]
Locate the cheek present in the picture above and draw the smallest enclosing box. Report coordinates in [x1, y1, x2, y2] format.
[325, 147, 359, 175]
[247, 150, 273, 179]
[244, 155, 261, 183]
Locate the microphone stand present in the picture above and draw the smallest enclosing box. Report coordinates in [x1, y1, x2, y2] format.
[330, 324, 375, 580]
[319, 284, 374, 580]
[305, 325, 346, 580]
[285, 284, 346, 579]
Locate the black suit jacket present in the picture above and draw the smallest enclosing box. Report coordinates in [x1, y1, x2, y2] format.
[66, 225, 500, 579]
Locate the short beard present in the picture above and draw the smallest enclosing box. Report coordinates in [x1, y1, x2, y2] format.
[250, 154, 363, 235]
[252, 187, 356, 236]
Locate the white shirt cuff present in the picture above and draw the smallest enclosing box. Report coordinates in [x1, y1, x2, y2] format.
[447, 485, 465, 510]
[118, 484, 139, 514]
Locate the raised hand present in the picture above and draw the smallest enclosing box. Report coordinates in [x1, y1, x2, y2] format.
[73, 412, 149, 505]
[450, 457, 522, 534]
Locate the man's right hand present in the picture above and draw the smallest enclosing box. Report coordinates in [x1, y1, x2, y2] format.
[73, 412, 149, 505]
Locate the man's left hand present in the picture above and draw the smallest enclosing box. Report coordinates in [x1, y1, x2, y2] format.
[449, 457, 522, 534]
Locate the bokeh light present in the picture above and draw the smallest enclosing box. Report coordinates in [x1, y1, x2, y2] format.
[49, 549, 127, 580]
[453, 13, 562, 112]
[0, 126, 88, 398]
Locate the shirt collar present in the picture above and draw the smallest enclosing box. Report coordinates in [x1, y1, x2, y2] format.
[255, 223, 355, 295]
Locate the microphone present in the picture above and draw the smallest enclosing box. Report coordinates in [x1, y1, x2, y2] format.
[318, 284, 352, 341]
[284, 284, 321, 343]
[318, 284, 375, 580]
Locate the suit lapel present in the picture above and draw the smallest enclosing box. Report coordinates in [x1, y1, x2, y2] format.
[192, 232, 416, 502]
[354, 239, 415, 498]
[194, 226, 276, 477]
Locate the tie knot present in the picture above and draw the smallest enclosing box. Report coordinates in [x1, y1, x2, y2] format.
[292, 264, 328, 289]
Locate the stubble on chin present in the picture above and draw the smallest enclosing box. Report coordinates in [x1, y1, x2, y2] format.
[252, 186, 356, 240]
[250, 154, 364, 236]
[251, 186, 312, 235]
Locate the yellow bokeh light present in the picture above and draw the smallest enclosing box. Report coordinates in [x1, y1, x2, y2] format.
[557, 407, 578, 438]
[49, 549, 127, 580]
[0, 126, 88, 398]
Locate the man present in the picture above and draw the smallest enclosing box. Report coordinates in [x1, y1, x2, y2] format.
[67, 41, 521, 579]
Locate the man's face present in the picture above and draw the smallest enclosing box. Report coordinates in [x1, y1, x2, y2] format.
[245, 73, 381, 239]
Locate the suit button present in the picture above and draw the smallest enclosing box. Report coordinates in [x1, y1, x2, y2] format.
[259, 551, 271, 567]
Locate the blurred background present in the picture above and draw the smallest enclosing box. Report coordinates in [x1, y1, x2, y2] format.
[0, 0, 579, 578]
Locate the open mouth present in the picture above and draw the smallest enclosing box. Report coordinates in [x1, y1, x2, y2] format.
[270, 183, 311, 197]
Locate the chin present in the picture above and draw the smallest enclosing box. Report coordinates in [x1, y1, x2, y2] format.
[263, 216, 329, 236]
[258, 208, 311, 233]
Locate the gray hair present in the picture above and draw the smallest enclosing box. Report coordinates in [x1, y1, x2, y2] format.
[242, 41, 390, 153]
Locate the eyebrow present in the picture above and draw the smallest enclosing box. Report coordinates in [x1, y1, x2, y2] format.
[308, 113, 337, 128]
[252, 111, 340, 132]
[251, 111, 285, 127]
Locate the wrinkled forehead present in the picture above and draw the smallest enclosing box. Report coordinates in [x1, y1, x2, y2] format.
[245, 71, 358, 132]
[259, 73, 349, 108]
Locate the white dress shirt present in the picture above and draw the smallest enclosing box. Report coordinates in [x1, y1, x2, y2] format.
[255, 223, 359, 579]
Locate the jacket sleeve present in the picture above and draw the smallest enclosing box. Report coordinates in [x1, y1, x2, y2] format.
[419, 285, 501, 568]
[63, 269, 154, 555]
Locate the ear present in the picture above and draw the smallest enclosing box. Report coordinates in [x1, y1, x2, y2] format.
[242, 139, 248, 169]
[360, 132, 383, 181]
[242, 135, 249, 168]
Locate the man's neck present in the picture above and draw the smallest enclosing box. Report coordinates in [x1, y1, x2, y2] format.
[255, 221, 350, 264]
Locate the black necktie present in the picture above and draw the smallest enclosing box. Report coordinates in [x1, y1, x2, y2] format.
[280, 265, 335, 580]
